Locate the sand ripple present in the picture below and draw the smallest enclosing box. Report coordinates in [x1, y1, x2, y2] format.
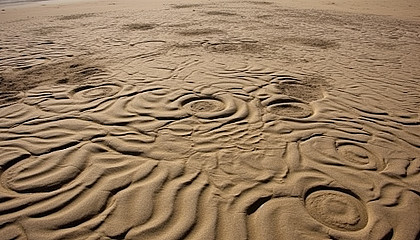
[0, 1, 419, 239]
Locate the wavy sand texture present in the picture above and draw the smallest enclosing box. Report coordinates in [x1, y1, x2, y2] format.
[0, 1, 420, 239]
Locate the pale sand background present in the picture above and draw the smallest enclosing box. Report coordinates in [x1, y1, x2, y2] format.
[0, 0, 419, 239]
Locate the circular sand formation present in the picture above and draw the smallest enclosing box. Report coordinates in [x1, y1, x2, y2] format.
[181, 95, 237, 119]
[338, 144, 370, 164]
[269, 75, 327, 103]
[267, 102, 313, 118]
[263, 95, 313, 118]
[70, 84, 121, 100]
[188, 99, 225, 113]
[305, 189, 368, 231]
[336, 142, 383, 170]
[2, 155, 80, 193]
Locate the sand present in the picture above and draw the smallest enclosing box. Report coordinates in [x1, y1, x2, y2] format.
[0, 0, 419, 239]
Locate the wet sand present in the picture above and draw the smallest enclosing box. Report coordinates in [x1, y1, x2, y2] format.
[0, 0, 419, 239]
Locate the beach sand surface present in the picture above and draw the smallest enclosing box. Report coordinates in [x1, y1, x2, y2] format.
[0, 0, 419, 239]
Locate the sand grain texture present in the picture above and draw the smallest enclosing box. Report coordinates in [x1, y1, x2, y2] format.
[0, 0, 419, 239]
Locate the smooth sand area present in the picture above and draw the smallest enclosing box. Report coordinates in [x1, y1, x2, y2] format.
[1, 0, 419, 239]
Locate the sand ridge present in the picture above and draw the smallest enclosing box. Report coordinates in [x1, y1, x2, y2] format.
[0, 0, 420, 239]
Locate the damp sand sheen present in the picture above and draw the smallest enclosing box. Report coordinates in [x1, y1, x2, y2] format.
[0, 0, 419, 239]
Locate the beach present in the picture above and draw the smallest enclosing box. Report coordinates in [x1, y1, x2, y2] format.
[0, 0, 419, 239]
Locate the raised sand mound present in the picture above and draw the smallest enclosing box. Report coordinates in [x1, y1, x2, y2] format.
[0, 1, 419, 239]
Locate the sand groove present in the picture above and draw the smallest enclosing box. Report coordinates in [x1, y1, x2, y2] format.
[0, 1, 419, 239]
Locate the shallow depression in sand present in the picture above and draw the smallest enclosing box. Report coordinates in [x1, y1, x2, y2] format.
[187, 99, 225, 112]
[267, 102, 313, 118]
[70, 84, 121, 100]
[305, 189, 368, 231]
[180, 95, 237, 119]
[336, 142, 381, 168]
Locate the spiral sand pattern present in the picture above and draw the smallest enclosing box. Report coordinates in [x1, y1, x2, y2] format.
[0, 1, 420, 239]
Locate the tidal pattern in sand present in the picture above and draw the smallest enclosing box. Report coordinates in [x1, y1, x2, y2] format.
[0, 2, 420, 239]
